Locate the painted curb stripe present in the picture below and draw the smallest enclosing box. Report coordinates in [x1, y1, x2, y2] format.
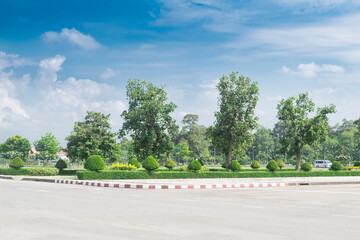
[53, 179, 289, 190]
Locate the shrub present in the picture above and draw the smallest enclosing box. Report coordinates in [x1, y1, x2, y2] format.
[330, 161, 343, 171]
[27, 168, 59, 176]
[178, 166, 188, 171]
[128, 158, 141, 168]
[109, 162, 137, 171]
[0, 168, 28, 175]
[188, 160, 202, 172]
[9, 157, 24, 169]
[300, 162, 312, 172]
[198, 159, 205, 166]
[84, 155, 106, 171]
[221, 162, 227, 169]
[228, 160, 241, 172]
[266, 160, 279, 172]
[251, 160, 261, 169]
[55, 159, 67, 170]
[354, 162, 360, 167]
[77, 169, 360, 180]
[164, 159, 177, 170]
[277, 160, 285, 170]
[200, 165, 209, 172]
[142, 156, 159, 172]
[59, 169, 79, 175]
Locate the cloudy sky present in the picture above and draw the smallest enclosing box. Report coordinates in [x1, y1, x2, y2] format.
[1, 0, 360, 146]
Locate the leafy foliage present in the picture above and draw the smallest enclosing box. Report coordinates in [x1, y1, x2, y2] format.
[354, 162, 360, 167]
[119, 79, 178, 160]
[142, 156, 159, 172]
[251, 160, 261, 169]
[84, 155, 106, 171]
[207, 72, 259, 167]
[277, 92, 336, 170]
[27, 168, 59, 176]
[66, 111, 120, 164]
[300, 162, 312, 172]
[9, 157, 24, 169]
[188, 160, 202, 172]
[0, 135, 31, 160]
[109, 162, 137, 171]
[228, 160, 241, 172]
[34, 132, 60, 166]
[266, 160, 279, 172]
[277, 160, 285, 169]
[128, 158, 141, 168]
[330, 161, 343, 171]
[164, 159, 177, 170]
[55, 159, 67, 170]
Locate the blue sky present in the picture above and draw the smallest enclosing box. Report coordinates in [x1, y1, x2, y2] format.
[1, 0, 360, 145]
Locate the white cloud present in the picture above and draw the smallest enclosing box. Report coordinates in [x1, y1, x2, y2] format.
[42, 28, 101, 50]
[0, 51, 33, 70]
[226, 13, 360, 62]
[153, 0, 252, 32]
[0, 71, 30, 125]
[274, 0, 360, 13]
[282, 62, 345, 78]
[199, 79, 218, 89]
[38, 55, 66, 82]
[101, 68, 116, 79]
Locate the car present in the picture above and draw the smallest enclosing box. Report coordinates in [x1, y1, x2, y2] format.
[315, 160, 332, 168]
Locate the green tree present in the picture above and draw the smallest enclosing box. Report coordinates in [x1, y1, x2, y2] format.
[119, 79, 178, 160]
[252, 126, 275, 160]
[34, 132, 61, 167]
[66, 111, 119, 165]
[0, 135, 31, 160]
[277, 92, 336, 171]
[207, 72, 259, 170]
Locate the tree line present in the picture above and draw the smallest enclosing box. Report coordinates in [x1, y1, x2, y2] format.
[1, 73, 359, 171]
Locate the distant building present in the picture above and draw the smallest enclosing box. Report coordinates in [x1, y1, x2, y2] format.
[57, 150, 68, 160]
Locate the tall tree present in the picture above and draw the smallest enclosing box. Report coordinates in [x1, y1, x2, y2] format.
[0, 135, 31, 160]
[252, 126, 275, 160]
[34, 132, 60, 166]
[66, 111, 119, 164]
[119, 79, 178, 160]
[207, 72, 259, 169]
[277, 92, 336, 171]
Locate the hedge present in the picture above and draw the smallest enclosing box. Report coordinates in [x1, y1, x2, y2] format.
[0, 167, 58, 176]
[77, 170, 360, 180]
[59, 169, 80, 176]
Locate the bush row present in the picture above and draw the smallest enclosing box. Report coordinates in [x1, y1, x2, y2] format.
[77, 169, 360, 180]
[0, 167, 58, 176]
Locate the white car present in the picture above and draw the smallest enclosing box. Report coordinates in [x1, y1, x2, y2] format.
[315, 160, 332, 168]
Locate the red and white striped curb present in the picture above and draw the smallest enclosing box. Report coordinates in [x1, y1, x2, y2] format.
[55, 179, 288, 189]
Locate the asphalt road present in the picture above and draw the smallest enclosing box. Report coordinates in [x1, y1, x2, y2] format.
[1, 179, 360, 240]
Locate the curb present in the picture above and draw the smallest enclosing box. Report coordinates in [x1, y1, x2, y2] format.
[55, 179, 289, 189]
[0, 175, 14, 180]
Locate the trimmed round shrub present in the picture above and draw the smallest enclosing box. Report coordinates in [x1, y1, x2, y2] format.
[142, 156, 159, 172]
[198, 159, 205, 166]
[188, 160, 202, 172]
[55, 159, 67, 170]
[178, 165, 188, 171]
[200, 165, 209, 172]
[164, 159, 177, 170]
[221, 162, 227, 169]
[84, 155, 106, 171]
[277, 160, 285, 169]
[300, 162, 312, 172]
[9, 157, 24, 169]
[266, 160, 279, 172]
[228, 160, 241, 172]
[128, 158, 141, 168]
[354, 162, 360, 167]
[330, 161, 343, 171]
[251, 160, 261, 169]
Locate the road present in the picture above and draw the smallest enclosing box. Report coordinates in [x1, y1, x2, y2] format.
[1, 179, 360, 240]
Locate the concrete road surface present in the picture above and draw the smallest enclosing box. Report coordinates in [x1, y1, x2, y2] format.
[1, 179, 359, 240]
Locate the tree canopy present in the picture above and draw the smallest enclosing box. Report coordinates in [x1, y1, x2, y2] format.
[277, 92, 336, 170]
[207, 72, 259, 169]
[0, 135, 31, 160]
[66, 111, 120, 163]
[34, 132, 61, 165]
[119, 79, 178, 160]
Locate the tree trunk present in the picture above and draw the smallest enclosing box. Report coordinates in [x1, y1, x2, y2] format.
[295, 144, 304, 171]
[226, 134, 233, 172]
